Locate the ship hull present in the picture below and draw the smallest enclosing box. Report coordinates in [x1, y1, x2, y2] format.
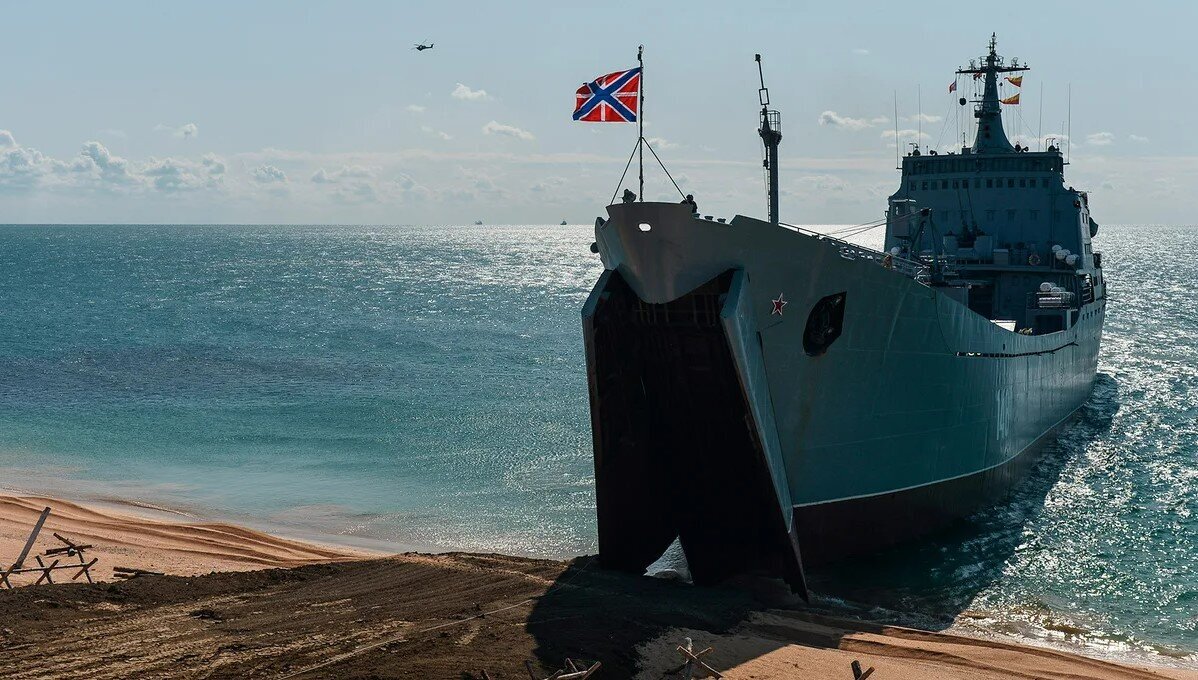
[583, 202, 1104, 593]
[792, 400, 1080, 565]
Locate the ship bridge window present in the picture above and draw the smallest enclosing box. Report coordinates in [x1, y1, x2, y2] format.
[986, 179, 994, 188]
[952, 179, 959, 189]
[941, 180, 949, 189]
[909, 181, 915, 191]
[803, 292, 847, 357]
[1041, 178, 1049, 188]
[1030, 210, 1039, 220]
[922, 181, 928, 190]
[1019, 178, 1026, 188]
[986, 209, 996, 221]
[1007, 179, 1015, 188]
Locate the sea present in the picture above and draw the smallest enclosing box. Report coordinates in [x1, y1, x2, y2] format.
[0, 223, 1194, 667]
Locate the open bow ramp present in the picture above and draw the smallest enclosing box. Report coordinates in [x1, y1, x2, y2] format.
[583, 267, 808, 598]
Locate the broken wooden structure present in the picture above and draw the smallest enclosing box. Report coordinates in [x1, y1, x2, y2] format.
[0, 507, 100, 588]
[524, 657, 602, 680]
[664, 637, 722, 679]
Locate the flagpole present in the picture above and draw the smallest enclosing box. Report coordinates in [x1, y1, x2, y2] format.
[637, 44, 644, 201]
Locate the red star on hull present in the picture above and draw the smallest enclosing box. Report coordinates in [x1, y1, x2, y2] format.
[771, 293, 788, 316]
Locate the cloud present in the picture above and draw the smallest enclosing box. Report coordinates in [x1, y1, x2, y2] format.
[904, 113, 943, 124]
[331, 181, 377, 204]
[154, 122, 199, 139]
[310, 165, 374, 184]
[251, 164, 287, 183]
[141, 155, 224, 192]
[530, 176, 567, 193]
[1128, 134, 1149, 143]
[482, 120, 534, 141]
[881, 129, 931, 146]
[852, 48, 870, 55]
[1086, 132, 1114, 146]
[0, 133, 57, 189]
[451, 83, 489, 101]
[421, 126, 453, 141]
[406, 104, 426, 113]
[646, 136, 679, 150]
[77, 141, 136, 185]
[818, 111, 883, 131]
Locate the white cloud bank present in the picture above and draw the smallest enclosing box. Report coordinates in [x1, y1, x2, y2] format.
[0, 130, 224, 194]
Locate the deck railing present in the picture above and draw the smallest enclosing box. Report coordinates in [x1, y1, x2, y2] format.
[777, 222, 930, 280]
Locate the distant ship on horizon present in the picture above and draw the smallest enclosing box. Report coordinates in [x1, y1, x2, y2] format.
[581, 36, 1105, 598]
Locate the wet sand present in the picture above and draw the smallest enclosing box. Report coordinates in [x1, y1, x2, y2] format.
[1, 494, 1193, 679]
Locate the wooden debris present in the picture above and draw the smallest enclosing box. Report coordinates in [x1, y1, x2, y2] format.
[664, 637, 722, 679]
[525, 657, 602, 680]
[0, 510, 100, 588]
[851, 659, 875, 680]
[12, 507, 52, 570]
[45, 533, 93, 556]
[113, 566, 165, 579]
[71, 558, 99, 583]
[33, 556, 60, 585]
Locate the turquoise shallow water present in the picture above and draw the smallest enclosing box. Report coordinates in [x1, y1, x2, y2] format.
[0, 224, 1194, 665]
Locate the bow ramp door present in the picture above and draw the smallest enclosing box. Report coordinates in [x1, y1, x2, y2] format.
[582, 268, 807, 598]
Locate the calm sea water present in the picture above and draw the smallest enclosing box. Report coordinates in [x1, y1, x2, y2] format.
[0, 223, 1194, 665]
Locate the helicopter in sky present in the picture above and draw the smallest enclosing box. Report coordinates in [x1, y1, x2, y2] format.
[413, 41, 434, 52]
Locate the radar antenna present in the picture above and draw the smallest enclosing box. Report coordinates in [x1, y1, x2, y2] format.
[756, 54, 782, 225]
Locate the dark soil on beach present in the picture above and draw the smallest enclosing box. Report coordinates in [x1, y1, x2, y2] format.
[5, 552, 1194, 680]
[0, 553, 765, 679]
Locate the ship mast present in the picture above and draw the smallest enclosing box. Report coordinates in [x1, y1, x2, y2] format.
[956, 33, 1029, 153]
[756, 54, 782, 225]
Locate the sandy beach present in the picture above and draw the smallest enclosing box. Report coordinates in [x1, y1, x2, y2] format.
[0, 493, 1193, 679]
[0, 495, 372, 580]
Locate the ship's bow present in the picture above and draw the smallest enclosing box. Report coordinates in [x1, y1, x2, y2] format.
[582, 202, 806, 596]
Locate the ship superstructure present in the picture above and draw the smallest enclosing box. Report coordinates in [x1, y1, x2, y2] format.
[581, 38, 1104, 598]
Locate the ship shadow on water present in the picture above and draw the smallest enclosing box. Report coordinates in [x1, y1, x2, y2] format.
[804, 372, 1121, 631]
[523, 374, 1119, 675]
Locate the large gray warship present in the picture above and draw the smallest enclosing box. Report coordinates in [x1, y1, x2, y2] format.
[581, 37, 1105, 596]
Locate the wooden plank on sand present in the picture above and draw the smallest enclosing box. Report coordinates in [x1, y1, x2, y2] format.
[11, 506, 52, 570]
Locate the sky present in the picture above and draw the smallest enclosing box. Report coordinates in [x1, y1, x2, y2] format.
[2, 1, 1195, 225]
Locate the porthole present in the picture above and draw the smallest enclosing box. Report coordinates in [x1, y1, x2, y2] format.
[638, 223, 651, 232]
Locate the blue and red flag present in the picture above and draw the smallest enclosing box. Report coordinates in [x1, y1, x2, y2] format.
[573, 67, 641, 122]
